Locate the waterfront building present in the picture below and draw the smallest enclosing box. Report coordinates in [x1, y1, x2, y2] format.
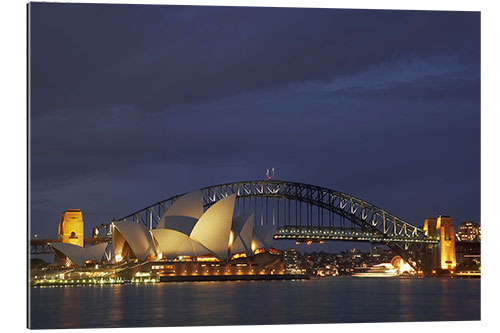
[58, 209, 84, 247]
[39, 191, 288, 282]
[283, 248, 302, 274]
[455, 241, 481, 269]
[112, 191, 277, 266]
[115, 252, 285, 282]
[457, 221, 481, 241]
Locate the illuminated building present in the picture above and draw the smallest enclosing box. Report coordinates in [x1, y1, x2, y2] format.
[438, 215, 456, 270]
[457, 221, 481, 241]
[455, 241, 481, 269]
[284, 248, 302, 274]
[58, 209, 84, 247]
[111, 252, 286, 282]
[34, 192, 306, 284]
[112, 191, 278, 266]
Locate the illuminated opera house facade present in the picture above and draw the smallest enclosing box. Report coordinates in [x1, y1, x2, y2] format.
[51, 191, 287, 281]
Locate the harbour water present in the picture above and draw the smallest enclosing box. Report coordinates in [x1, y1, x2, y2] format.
[29, 277, 480, 329]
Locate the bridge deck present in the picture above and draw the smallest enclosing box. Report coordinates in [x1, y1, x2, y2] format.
[274, 226, 439, 244]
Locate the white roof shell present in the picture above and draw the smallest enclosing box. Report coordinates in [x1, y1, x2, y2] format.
[151, 229, 193, 259]
[157, 190, 203, 229]
[190, 193, 236, 261]
[159, 216, 198, 235]
[50, 242, 108, 267]
[86, 243, 109, 262]
[152, 226, 216, 259]
[251, 235, 265, 253]
[253, 225, 276, 251]
[231, 212, 254, 256]
[112, 221, 156, 261]
[175, 237, 212, 258]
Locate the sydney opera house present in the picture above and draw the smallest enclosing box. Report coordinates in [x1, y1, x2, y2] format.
[49, 191, 289, 281]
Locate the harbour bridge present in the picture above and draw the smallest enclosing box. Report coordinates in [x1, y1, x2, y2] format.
[32, 180, 439, 272]
[115, 180, 438, 272]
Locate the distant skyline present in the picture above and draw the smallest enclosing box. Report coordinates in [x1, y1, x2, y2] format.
[29, 3, 480, 249]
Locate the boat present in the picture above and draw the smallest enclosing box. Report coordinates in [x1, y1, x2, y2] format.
[352, 263, 399, 277]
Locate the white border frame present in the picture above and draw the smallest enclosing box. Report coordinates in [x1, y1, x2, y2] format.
[2, 1, 498, 332]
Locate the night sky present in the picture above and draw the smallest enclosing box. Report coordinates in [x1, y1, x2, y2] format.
[29, 3, 480, 252]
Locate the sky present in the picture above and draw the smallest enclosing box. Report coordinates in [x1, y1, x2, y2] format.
[29, 3, 480, 252]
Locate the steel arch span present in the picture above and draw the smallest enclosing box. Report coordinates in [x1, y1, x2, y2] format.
[112, 180, 438, 270]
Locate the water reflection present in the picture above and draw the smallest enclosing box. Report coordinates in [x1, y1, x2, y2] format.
[397, 279, 411, 321]
[29, 277, 480, 329]
[109, 284, 123, 326]
[60, 286, 80, 328]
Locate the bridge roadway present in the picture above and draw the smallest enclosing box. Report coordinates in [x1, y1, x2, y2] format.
[30, 226, 439, 255]
[274, 226, 439, 244]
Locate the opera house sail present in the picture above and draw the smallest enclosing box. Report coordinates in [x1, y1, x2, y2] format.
[112, 221, 156, 262]
[50, 242, 108, 267]
[101, 190, 287, 281]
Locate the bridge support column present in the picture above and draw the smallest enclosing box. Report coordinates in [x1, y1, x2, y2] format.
[439, 216, 456, 270]
[421, 243, 440, 275]
[422, 216, 456, 274]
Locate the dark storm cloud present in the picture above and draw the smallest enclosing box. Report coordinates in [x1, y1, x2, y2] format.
[30, 5, 479, 114]
[29, 3, 480, 241]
